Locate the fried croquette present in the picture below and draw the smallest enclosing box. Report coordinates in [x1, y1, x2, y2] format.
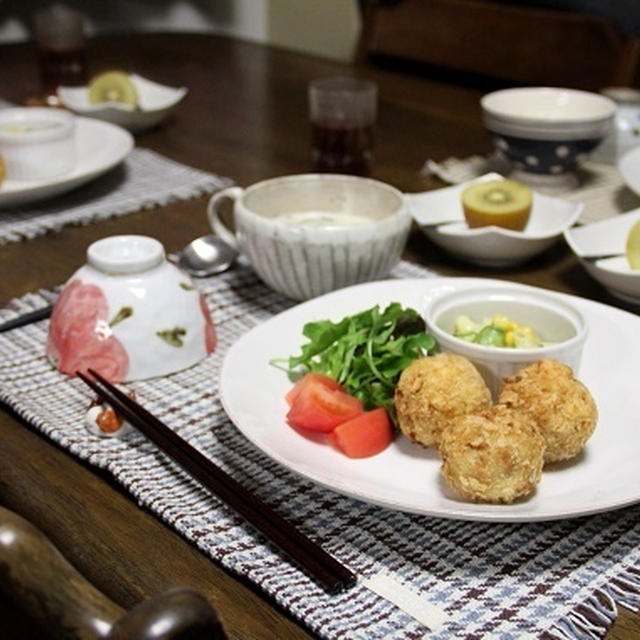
[498, 359, 597, 463]
[439, 404, 545, 503]
[394, 353, 491, 448]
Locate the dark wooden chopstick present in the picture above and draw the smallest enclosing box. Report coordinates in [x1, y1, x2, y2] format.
[0, 305, 53, 333]
[77, 368, 357, 594]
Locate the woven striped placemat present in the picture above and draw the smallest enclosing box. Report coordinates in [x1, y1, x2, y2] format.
[0, 147, 231, 245]
[1, 261, 639, 640]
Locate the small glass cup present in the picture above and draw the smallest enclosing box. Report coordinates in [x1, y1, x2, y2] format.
[309, 76, 377, 176]
[32, 4, 88, 105]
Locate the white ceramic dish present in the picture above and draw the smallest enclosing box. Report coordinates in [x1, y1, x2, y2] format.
[564, 208, 640, 303]
[481, 87, 615, 140]
[481, 87, 615, 191]
[423, 283, 587, 396]
[407, 173, 583, 266]
[220, 277, 640, 523]
[208, 174, 411, 300]
[618, 145, 640, 197]
[58, 74, 187, 133]
[47, 235, 216, 382]
[0, 107, 75, 181]
[0, 117, 133, 208]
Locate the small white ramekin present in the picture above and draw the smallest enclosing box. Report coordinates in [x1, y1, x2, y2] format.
[0, 107, 75, 181]
[424, 284, 588, 397]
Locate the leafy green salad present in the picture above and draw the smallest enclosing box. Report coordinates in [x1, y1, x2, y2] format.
[280, 303, 438, 418]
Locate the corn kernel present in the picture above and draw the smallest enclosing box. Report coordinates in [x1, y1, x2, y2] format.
[505, 330, 515, 347]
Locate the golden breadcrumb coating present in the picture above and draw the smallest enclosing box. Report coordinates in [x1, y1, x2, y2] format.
[440, 404, 545, 503]
[498, 359, 597, 463]
[394, 353, 491, 448]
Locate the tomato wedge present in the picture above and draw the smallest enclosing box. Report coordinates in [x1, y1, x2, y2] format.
[286, 378, 363, 432]
[328, 408, 393, 458]
[285, 372, 345, 407]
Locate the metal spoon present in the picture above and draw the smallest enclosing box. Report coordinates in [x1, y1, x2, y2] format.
[170, 234, 238, 277]
[0, 235, 239, 333]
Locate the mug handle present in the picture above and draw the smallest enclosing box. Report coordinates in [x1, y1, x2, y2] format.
[206, 186, 245, 250]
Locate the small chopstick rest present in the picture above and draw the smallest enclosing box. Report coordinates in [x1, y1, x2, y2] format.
[76, 368, 357, 594]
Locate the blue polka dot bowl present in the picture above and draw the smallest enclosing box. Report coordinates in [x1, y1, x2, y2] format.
[481, 87, 616, 178]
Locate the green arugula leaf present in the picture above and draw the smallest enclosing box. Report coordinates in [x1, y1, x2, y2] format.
[282, 303, 439, 421]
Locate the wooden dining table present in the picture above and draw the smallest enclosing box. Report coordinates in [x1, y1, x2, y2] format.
[0, 32, 638, 639]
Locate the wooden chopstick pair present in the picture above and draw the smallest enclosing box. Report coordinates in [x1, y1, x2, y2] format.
[77, 368, 357, 594]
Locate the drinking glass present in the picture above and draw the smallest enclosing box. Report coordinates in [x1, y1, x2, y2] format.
[309, 76, 377, 176]
[32, 4, 87, 104]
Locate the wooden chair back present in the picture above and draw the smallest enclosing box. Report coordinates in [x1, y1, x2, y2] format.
[356, 0, 640, 90]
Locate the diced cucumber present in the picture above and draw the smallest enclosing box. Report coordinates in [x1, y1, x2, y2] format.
[475, 325, 506, 347]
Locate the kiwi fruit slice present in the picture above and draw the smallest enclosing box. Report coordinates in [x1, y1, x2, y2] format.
[461, 179, 532, 231]
[88, 71, 138, 106]
[626, 219, 640, 269]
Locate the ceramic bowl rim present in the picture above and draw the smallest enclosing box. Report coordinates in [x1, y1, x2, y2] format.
[481, 87, 616, 125]
[236, 173, 410, 239]
[242, 172, 404, 203]
[423, 285, 588, 362]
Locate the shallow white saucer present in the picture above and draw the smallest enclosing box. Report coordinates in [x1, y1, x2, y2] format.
[564, 208, 640, 303]
[0, 117, 133, 208]
[58, 74, 187, 133]
[406, 173, 583, 266]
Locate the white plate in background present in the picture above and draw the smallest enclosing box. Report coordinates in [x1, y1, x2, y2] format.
[220, 277, 640, 523]
[0, 117, 133, 208]
[564, 208, 640, 304]
[618, 145, 640, 197]
[58, 74, 187, 133]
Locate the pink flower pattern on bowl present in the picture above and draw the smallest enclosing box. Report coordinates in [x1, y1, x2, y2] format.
[200, 294, 217, 354]
[46, 279, 129, 382]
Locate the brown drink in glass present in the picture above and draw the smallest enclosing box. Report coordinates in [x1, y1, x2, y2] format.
[33, 5, 87, 103]
[309, 77, 377, 176]
[37, 44, 87, 95]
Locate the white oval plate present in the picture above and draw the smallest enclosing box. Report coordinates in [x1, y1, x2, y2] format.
[0, 117, 134, 208]
[220, 277, 640, 522]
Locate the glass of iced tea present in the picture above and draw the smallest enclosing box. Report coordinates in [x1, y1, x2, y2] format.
[309, 76, 377, 176]
[32, 5, 87, 105]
